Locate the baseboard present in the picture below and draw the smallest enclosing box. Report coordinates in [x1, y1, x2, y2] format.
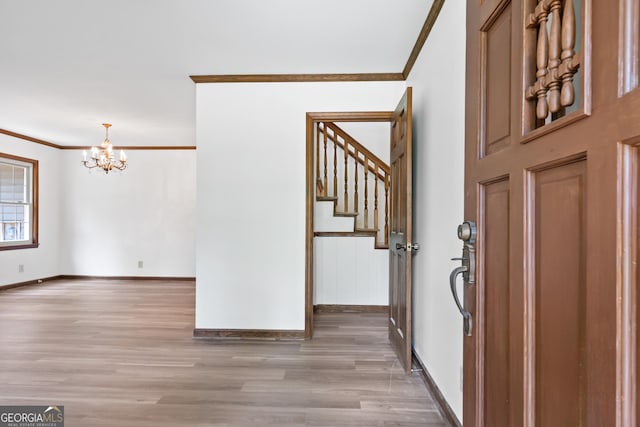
[0, 275, 63, 291]
[193, 328, 305, 340]
[412, 350, 462, 427]
[58, 275, 195, 281]
[1, 275, 195, 292]
[314, 304, 388, 313]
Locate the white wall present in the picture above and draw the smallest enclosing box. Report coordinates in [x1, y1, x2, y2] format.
[314, 200, 353, 232]
[59, 149, 196, 277]
[195, 81, 404, 330]
[0, 136, 197, 283]
[407, 0, 466, 420]
[0, 133, 61, 285]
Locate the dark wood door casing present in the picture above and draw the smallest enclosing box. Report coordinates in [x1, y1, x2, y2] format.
[305, 111, 395, 339]
[389, 87, 413, 373]
[465, 0, 640, 426]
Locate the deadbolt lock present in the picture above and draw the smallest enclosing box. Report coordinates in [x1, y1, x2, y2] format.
[457, 221, 476, 243]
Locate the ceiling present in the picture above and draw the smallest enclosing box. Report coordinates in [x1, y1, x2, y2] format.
[0, 0, 434, 147]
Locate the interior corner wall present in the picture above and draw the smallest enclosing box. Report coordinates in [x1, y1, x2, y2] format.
[195, 81, 404, 330]
[59, 149, 196, 277]
[0, 134, 61, 285]
[406, 0, 466, 420]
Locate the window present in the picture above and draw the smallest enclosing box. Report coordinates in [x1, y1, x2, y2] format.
[0, 153, 38, 250]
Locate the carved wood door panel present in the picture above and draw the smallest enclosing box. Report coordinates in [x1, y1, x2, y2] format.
[465, 1, 640, 426]
[389, 87, 413, 373]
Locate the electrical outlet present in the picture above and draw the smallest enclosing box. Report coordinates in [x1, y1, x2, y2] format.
[18, 264, 24, 273]
[138, 260, 143, 269]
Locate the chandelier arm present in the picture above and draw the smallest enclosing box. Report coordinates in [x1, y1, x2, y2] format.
[81, 161, 101, 170]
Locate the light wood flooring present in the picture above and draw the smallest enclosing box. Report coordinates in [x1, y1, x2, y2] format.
[0, 279, 449, 426]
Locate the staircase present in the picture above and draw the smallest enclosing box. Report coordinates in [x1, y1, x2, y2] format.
[314, 122, 390, 249]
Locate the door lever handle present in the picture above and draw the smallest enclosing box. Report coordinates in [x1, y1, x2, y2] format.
[450, 266, 472, 336]
[450, 221, 476, 337]
[396, 242, 420, 252]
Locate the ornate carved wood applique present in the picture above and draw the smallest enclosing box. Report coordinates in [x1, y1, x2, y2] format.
[525, 0, 581, 124]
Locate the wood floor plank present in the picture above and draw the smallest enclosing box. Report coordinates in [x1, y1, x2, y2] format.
[0, 279, 450, 426]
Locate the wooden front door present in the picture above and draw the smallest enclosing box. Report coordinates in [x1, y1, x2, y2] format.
[389, 87, 413, 373]
[464, 1, 640, 426]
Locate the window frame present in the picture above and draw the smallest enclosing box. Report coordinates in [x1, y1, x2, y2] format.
[0, 152, 38, 251]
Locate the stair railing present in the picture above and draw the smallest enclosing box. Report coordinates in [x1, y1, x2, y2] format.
[315, 122, 390, 247]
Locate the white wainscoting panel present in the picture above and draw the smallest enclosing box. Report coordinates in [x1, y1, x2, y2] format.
[314, 236, 388, 305]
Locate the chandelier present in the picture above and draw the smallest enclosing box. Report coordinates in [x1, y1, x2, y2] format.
[82, 123, 127, 173]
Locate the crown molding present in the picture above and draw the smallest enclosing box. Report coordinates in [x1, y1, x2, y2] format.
[190, 73, 404, 83]
[0, 128, 63, 149]
[3, 2, 446, 145]
[0, 128, 196, 150]
[59, 145, 196, 150]
[402, 0, 445, 79]
[191, 0, 445, 84]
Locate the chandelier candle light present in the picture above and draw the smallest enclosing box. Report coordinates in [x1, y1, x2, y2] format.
[82, 123, 127, 173]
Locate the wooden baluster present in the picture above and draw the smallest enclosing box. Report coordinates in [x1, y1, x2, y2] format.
[536, 5, 550, 119]
[374, 164, 379, 233]
[548, 0, 562, 113]
[353, 148, 359, 215]
[333, 131, 338, 197]
[560, 0, 577, 107]
[384, 173, 389, 246]
[525, 0, 579, 123]
[344, 140, 349, 212]
[315, 123, 320, 196]
[315, 123, 320, 179]
[363, 156, 369, 229]
[323, 123, 328, 196]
